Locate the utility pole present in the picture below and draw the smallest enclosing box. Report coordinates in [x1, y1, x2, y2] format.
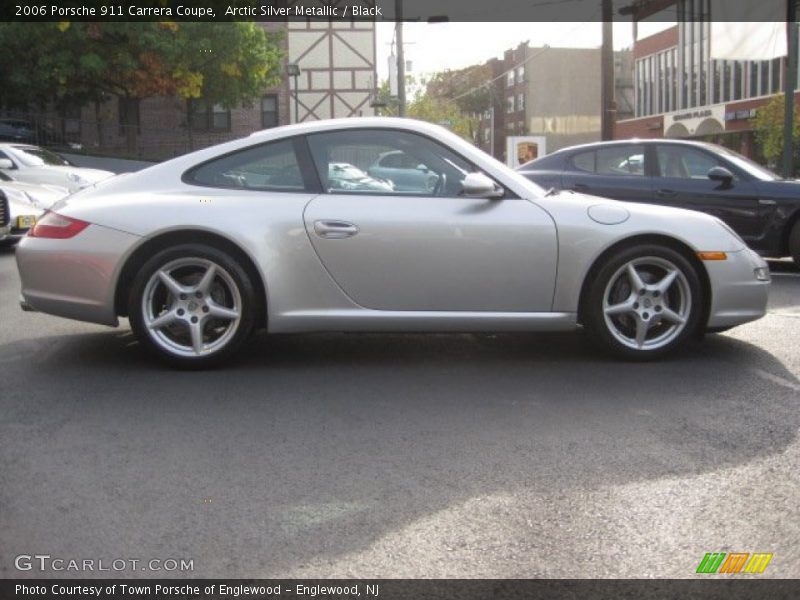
[490, 104, 495, 157]
[600, 0, 615, 141]
[783, 0, 798, 178]
[395, 0, 406, 117]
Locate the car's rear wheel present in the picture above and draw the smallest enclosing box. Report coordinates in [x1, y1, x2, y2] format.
[128, 244, 256, 368]
[584, 244, 703, 359]
[789, 221, 800, 268]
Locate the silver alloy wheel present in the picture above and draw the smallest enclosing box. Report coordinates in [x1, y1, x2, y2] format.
[602, 256, 692, 351]
[141, 257, 242, 358]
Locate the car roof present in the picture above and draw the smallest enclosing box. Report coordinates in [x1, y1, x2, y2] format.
[550, 138, 723, 155]
[246, 116, 453, 141]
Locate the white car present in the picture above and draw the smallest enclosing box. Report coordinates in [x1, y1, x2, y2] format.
[0, 174, 69, 244]
[16, 118, 769, 367]
[0, 144, 113, 193]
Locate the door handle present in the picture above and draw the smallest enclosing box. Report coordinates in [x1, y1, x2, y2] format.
[313, 220, 360, 239]
[656, 189, 677, 198]
[758, 199, 777, 206]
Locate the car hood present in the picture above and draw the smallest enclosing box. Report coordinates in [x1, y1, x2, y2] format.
[0, 181, 68, 208]
[755, 178, 800, 197]
[6, 192, 46, 218]
[535, 189, 746, 252]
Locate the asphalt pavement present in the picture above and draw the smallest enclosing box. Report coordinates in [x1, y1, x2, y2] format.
[0, 247, 798, 578]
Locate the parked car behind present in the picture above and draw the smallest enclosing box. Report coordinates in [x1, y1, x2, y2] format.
[0, 143, 113, 193]
[367, 150, 441, 193]
[517, 139, 800, 266]
[0, 173, 69, 244]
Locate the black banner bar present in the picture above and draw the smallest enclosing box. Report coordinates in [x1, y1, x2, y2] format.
[0, 0, 791, 23]
[2, 579, 800, 600]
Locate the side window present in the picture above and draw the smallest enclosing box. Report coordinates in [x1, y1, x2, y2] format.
[185, 139, 307, 191]
[656, 146, 720, 179]
[595, 145, 645, 176]
[305, 129, 477, 197]
[571, 151, 595, 173]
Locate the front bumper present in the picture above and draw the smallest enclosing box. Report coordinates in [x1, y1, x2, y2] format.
[16, 224, 142, 326]
[705, 247, 770, 329]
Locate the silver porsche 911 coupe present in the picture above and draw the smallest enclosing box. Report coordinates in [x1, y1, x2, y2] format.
[16, 118, 770, 368]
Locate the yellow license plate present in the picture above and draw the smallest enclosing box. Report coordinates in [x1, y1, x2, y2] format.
[17, 215, 37, 229]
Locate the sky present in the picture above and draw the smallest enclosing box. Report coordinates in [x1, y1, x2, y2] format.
[375, 21, 641, 85]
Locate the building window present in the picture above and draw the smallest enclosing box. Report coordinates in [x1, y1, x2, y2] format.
[517, 93, 525, 111]
[507, 96, 515, 113]
[507, 71, 514, 87]
[189, 99, 231, 132]
[261, 95, 278, 128]
[516, 66, 525, 84]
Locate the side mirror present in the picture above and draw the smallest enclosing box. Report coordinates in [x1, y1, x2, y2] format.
[708, 166, 734, 186]
[461, 172, 504, 199]
[0, 158, 13, 170]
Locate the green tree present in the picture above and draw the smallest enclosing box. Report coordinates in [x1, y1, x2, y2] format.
[407, 87, 479, 142]
[753, 94, 800, 172]
[0, 22, 284, 153]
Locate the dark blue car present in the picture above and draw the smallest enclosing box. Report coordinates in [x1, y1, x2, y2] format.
[518, 139, 800, 267]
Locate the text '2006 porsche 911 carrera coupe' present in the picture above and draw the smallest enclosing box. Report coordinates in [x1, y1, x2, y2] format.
[16, 118, 770, 368]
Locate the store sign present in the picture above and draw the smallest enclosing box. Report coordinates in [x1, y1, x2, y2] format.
[664, 105, 726, 135]
[673, 109, 713, 121]
[724, 108, 758, 121]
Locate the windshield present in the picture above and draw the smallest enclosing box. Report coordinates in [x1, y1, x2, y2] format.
[711, 144, 780, 181]
[9, 145, 70, 167]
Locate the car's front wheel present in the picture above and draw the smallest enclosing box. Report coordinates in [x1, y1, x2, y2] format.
[584, 244, 703, 359]
[128, 244, 257, 368]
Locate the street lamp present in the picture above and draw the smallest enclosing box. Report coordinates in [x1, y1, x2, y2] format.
[287, 63, 301, 123]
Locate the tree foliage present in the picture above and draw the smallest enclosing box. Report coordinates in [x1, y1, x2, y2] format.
[374, 74, 482, 143]
[753, 93, 800, 170]
[0, 22, 284, 150]
[424, 65, 494, 115]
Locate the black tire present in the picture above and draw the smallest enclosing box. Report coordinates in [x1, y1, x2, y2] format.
[584, 244, 703, 360]
[128, 244, 257, 369]
[789, 221, 800, 268]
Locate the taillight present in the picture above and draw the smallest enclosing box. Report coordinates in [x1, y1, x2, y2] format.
[29, 211, 90, 239]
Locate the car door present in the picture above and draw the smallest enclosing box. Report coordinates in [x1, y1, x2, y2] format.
[561, 144, 655, 203]
[652, 144, 773, 243]
[302, 128, 558, 312]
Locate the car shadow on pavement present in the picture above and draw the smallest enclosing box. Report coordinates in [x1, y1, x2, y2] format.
[0, 326, 798, 577]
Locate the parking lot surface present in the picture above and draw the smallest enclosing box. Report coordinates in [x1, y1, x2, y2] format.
[1, 248, 798, 578]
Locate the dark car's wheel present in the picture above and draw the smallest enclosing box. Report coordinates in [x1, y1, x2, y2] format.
[789, 221, 800, 268]
[128, 244, 257, 368]
[584, 244, 703, 360]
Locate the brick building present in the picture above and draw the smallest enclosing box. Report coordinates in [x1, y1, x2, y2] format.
[615, 0, 793, 161]
[475, 42, 634, 161]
